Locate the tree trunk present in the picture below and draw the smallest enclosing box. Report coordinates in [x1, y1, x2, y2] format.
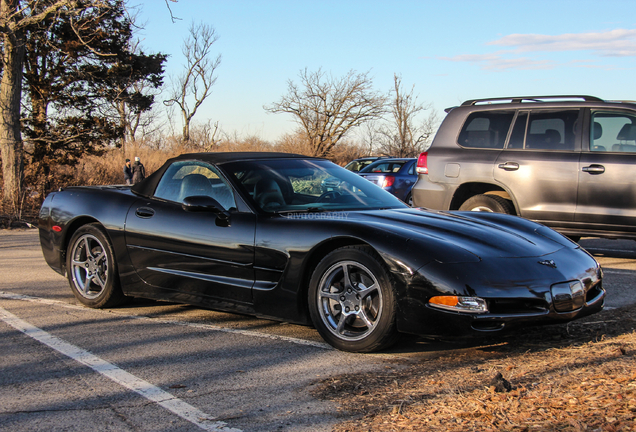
[0, 3, 26, 209]
[182, 116, 190, 142]
[118, 100, 127, 152]
[30, 92, 51, 196]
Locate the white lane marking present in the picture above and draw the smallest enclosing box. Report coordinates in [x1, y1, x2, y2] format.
[0, 292, 332, 350]
[0, 307, 241, 432]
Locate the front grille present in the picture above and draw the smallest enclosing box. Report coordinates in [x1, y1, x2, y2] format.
[586, 282, 604, 303]
[488, 298, 548, 315]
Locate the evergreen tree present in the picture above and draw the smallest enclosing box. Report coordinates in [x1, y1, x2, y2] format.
[21, 0, 166, 192]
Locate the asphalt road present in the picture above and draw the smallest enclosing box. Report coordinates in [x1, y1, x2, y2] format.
[1, 230, 635, 431]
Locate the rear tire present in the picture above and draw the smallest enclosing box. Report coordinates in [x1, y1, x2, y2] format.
[308, 246, 399, 353]
[405, 192, 414, 207]
[66, 224, 126, 308]
[459, 194, 514, 215]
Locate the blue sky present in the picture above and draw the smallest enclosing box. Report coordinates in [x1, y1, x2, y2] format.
[134, 0, 636, 141]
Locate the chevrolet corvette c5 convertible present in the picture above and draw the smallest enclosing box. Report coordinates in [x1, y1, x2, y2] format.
[38, 152, 605, 352]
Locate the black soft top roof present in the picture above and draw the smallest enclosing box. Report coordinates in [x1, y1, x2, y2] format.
[131, 151, 322, 198]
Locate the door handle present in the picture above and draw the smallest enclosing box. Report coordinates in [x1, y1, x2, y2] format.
[135, 207, 155, 218]
[582, 164, 605, 174]
[497, 162, 519, 171]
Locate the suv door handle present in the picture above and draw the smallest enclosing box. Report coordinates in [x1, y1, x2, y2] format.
[497, 162, 519, 171]
[582, 164, 605, 174]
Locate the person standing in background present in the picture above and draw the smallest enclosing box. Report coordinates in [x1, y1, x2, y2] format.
[132, 156, 146, 184]
[123, 158, 132, 185]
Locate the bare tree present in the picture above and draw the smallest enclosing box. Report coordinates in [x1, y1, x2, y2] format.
[359, 122, 381, 155]
[165, 22, 221, 142]
[265, 68, 386, 157]
[183, 119, 221, 151]
[376, 74, 438, 158]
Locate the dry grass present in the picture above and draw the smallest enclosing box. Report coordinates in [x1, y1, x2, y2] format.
[56, 135, 366, 189]
[314, 306, 636, 431]
[0, 135, 367, 225]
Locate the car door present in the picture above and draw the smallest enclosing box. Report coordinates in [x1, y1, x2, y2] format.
[494, 109, 582, 223]
[426, 110, 513, 210]
[393, 160, 417, 201]
[576, 109, 636, 233]
[125, 160, 256, 304]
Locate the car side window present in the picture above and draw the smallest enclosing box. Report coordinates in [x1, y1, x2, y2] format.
[457, 111, 514, 149]
[154, 161, 236, 210]
[590, 111, 636, 153]
[507, 110, 579, 151]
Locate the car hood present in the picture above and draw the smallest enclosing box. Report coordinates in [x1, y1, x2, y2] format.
[354, 208, 569, 261]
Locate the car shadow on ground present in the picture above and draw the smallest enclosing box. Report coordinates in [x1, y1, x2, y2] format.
[111, 259, 635, 358]
[377, 302, 636, 358]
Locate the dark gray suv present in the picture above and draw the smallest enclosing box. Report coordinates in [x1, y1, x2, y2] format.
[412, 95, 636, 240]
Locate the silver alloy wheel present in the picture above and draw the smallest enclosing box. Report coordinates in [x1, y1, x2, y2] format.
[317, 260, 383, 342]
[469, 206, 494, 212]
[70, 234, 109, 300]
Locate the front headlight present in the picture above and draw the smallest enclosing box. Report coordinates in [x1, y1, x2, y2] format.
[429, 296, 488, 313]
[551, 281, 585, 312]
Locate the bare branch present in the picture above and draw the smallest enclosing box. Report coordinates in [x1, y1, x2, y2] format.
[265, 68, 386, 157]
[374, 74, 438, 157]
[164, 0, 180, 23]
[165, 21, 220, 142]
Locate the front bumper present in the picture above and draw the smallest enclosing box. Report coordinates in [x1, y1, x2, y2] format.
[396, 246, 605, 338]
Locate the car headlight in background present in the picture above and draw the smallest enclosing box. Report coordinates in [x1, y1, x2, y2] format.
[429, 296, 488, 313]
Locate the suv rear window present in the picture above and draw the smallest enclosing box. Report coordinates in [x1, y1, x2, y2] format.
[457, 112, 514, 149]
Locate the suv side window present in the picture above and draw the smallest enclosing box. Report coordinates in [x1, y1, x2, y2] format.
[507, 110, 579, 151]
[457, 111, 514, 149]
[590, 111, 636, 153]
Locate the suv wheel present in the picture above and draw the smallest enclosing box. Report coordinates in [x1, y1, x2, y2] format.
[459, 194, 514, 215]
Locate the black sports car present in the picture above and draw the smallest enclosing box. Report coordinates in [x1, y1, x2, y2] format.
[38, 152, 605, 352]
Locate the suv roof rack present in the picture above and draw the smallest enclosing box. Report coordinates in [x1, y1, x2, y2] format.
[461, 95, 603, 106]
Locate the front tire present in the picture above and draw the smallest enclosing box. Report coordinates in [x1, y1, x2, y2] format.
[308, 246, 399, 352]
[459, 194, 514, 214]
[66, 224, 126, 308]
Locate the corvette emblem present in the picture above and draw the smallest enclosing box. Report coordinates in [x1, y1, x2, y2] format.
[538, 259, 557, 269]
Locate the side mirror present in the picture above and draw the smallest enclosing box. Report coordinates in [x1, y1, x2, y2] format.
[182, 195, 230, 221]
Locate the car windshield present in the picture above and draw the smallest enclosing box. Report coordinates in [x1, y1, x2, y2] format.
[359, 160, 407, 173]
[222, 158, 407, 213]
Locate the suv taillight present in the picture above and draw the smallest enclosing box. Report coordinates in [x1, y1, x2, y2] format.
[416, 152, 428, 174]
